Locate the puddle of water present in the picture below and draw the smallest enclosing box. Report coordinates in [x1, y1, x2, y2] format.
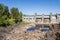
[27, 24, 50, 32]
[41, 29, 49, 32]
[27, 27, 35, 31]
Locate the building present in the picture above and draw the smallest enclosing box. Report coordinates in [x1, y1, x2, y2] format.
[22, 13, 60, 23]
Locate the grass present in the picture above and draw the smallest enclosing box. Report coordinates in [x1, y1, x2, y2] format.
[20, 21, 29, 24]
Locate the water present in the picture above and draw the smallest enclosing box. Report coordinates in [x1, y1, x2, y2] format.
[27, 27, 49, 32]
[35, 24, 42, 29]
[27, 24, 49, 32]
[41, 29, 49, 32]
[27, 27, 35, 31]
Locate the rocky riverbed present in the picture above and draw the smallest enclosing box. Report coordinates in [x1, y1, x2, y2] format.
[5, 26, 46, 40]
[0, 24, 46, 40]
[0, 24, 60, 40]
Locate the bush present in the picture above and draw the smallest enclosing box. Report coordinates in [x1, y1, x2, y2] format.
[20, 21, 29, 24]
[0, 15, 7, 26]
[0, 19, 3, 26]
[0, 18, 14, 26]
[7, 18, 14, 25]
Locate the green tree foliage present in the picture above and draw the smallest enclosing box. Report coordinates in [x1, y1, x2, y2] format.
[3, 6, 10, 17]
[0, 4, 14, 26]
[0, 3, 23, 26]
[0, 4, 4, 25]
[10, 8, 23, 23]
[19, 11, 23, 22]
[11, 8, 19, 19]
[0, 4, 3, 16]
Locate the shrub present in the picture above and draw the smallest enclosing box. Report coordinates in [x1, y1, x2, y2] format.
[20, 21, 29, 24]
[7, 18, 14, 25]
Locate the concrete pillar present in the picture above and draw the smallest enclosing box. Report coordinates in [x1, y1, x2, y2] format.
[56, 14, 59, 21]
[50, 13, 52, 23]
[35, 13, 37, 22]
[42, 14, 44, 23]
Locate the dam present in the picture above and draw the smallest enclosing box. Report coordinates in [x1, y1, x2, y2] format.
[22, 13, 60, 32]
[22, 13, 60, 23]
[26, 23, 60, 33]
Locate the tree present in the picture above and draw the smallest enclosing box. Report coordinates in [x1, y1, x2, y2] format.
[0, 3, 23, 26]
[11, 7, 19, 19]
[2, 5, 10, 26]
[0, 4, 4, 25]
[10, 7, 19, 23]
[0, 4, 4, 16]
[3, 6, 10, 17]
[19, 11, 23, 22]
[0, 4, 13, 26]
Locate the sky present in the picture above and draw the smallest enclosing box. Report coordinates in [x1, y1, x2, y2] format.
[0, 0, 60, 15]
